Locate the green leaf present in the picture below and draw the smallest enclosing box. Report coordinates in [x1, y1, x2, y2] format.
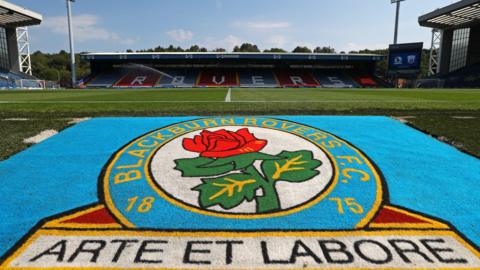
[261, 150, 322, 183]
[174, 157, 234, 177]
[202, 152, 279, 170]
[193, 172, 262, 209]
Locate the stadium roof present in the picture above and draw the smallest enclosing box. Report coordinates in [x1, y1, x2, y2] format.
[0, 0, 42, 27]
[419, 0, 480, 29]
[81, 52, 384, 62]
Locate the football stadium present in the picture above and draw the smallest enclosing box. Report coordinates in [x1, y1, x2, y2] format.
[0, 0, 479, 269]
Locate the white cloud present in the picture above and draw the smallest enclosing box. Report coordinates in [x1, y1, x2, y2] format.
[341, 42, 387, 52]
[203, 34, 243, 51]
[223, 35, 242, 50]
[42, 14, 135, 45]
[265, 35, 288, 48]
[233, 21, 292, 31]
[166, 29, 194, 42]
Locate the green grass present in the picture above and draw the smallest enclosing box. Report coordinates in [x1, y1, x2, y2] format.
[0, 119, 72, 160]
[0, 89, 479, 113]
[0, 88, 478, 160]
[409, 116, 480, 157]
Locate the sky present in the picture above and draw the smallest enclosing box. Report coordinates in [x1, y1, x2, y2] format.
[11, 0, 460, 53]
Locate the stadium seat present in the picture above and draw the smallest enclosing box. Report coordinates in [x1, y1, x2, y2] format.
[87, 69, 128, 88]
[274, 70, 320, 87]
[196, 70, 239, 87]
[0, 78, 12, 89]
[0, 72, 15, 88]
[82, 67, 389, 89]
[156, 69, 199, 87]
[313, 70, 359, 88]
[0, 70, 47, 89]
[443, 62, 480, 88]
[351, 73, 379, 88]
[238, 70, 279, 87]
[113, 69, 162, 88]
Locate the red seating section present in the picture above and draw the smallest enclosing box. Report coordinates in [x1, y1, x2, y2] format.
[275, 70, 320, 87]
[90, 68, 384, 88]
[113, 71, 161, 87]
[196, 70, 239, 87]
[353, 75, 378, 88]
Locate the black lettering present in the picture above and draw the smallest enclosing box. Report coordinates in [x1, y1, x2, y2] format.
[261, 241, 289, 264]
[354, 240, 393, 264]
[183, 241, 212, 265]
[215, 240, 243, 265]
[318, 240, 354, 264]
[289, 240, 322, 264]
[420, 239, 468, 264]
[30, 240, 67, 262]
[111, 239, 139, 263]
[134, 240, 167, 264]
[68, 240, 106, 263]
[388, 239, 433, 263]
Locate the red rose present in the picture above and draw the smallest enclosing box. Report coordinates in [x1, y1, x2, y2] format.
[183, 128, 267, 158]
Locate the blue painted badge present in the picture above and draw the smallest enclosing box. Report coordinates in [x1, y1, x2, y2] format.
[104, 117, 383, 230]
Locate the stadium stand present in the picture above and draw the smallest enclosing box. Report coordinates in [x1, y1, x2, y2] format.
[0, 72, 15, 89]
[85, 67, 392, 89]
[0, 1, 56, 89]
[419, 0, 480, 87]
[81, 52, 386, 89]
[443, 62, 480, 88]
[239, 70, 278, 87]
[88, 69, 128, 87]
[196, 70, 239, 87]
[312, 70, 359, 88]
[113, 69, 162, 88]
[84, 66, 394, 89]
[0, 69, 51, 89]
[157, 69, 199, 87]
[275, 70, 320, 87]
[351, 73, 379, 88]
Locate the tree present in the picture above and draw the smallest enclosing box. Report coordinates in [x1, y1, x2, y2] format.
[263, 48, 287, 53]
[292, 46, 312, 53]
[314, 46, 335, 53]
[213, 48, 227, 52]
[233, 43, 260, 52]
[166, 45, 184, 52]
[186, 45, 208, 52]
[31, 50, 90, 87]
[355, 48, 389, 75]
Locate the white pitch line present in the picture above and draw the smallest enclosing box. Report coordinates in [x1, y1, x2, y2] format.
[225, 88, 232, 102]
[23, 129, 58, 144]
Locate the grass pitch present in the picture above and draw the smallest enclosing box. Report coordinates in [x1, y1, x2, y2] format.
[0, 88, 479, 159]
[0, 88, 479, 113]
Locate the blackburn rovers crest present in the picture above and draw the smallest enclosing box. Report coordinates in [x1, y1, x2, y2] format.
[2, 117, 479, 269]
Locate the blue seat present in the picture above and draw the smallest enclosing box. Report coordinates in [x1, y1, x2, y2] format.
[443, 63, 480, 88]
[239, 70, 278, 87]
[313, 70, 359, 88]
[88, 69, 128, 87]
[157, 69, 199, 87]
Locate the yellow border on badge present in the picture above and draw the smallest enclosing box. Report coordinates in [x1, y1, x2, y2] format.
[2, 229, 479, 270]
[103, 117, 383, 228]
